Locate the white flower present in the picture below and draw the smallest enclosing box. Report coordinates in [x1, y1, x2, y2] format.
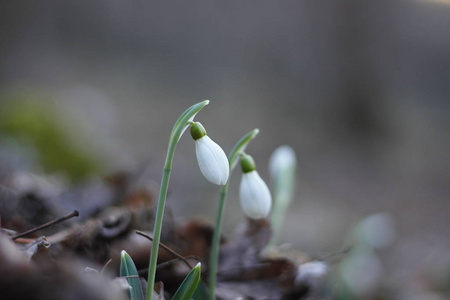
[239, 170, 272, 219]
[195, 135, 229, 185]
[269, 145, 297, 179]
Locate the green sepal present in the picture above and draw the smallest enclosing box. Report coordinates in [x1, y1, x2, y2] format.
[190, 122, 207, 140]
[172, 263, 202, 300]
[240, 154, 256, 173]
[120, 250, 145, 300]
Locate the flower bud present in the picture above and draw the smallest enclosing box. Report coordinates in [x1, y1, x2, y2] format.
[191, 122, 229, 185]
[269, 145, 297, 179]
[239, 154, 272, 219]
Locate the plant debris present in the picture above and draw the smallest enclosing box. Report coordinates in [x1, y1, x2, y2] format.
[0, 166, 326, 300]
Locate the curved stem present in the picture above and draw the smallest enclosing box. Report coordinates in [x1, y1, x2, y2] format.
[208, 129, 259, 300]
[146, 100, 209, 300]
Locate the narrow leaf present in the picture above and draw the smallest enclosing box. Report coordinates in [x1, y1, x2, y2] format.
[192, 280, 209, 300]
[228, 128, 259, 170]
[172, 263, 202, 300]
[171, 100, 210, 143]
[120, 250, 145, 300]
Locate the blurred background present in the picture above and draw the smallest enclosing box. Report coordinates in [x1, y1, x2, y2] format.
[1, 0, 449, 298]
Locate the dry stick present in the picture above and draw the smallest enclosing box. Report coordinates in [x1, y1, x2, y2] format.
[11, 210, 79, 240]
[138, 256, 200, 277]
[135, 230, 194, 270]
[155, 256, 200, 270]
[101, 258, 113, 275]
[315, 246, 352, 262]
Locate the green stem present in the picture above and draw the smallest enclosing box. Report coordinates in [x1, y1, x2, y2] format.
[208, 129, 259, 300]
[146, 100, 209, 300]
[269, 165, 296, 246]
[208, 185, 227, 300]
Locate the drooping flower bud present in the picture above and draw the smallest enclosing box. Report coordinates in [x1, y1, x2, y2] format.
[268, 145, 297, 245]
[239, 154, 272, 219]
[191, 122, 229, 185]
[269, 145, 297, 179]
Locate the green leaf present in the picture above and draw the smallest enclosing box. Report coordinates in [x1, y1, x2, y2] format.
[192, 280, 209, 300]
[172, 263, 202, 300]
[120, 250, 145, 300]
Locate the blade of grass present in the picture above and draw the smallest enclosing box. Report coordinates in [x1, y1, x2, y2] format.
[192, 281, 209, 300]
[172, 263, 202, 300]
[120, 250, 145, 300]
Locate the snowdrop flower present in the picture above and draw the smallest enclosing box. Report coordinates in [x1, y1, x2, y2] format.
[239, 154, 272, 219]
[269, 145, 297, 179]
[190, 122, 229, 185]
[268, 145, 297, 244]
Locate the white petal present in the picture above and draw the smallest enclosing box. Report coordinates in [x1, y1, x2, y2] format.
[195, 135, 229, 185]
[239, 170, 272, 219]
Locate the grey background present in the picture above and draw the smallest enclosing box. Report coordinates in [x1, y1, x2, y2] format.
[1, 0, 450, 293]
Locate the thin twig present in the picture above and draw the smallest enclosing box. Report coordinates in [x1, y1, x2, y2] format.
[135, 230, 194, 270]
[12, 210, 79, 240]
[138, 256, 200, 276]
[315, 246, 352, 262]
[101, 258, 113, 275]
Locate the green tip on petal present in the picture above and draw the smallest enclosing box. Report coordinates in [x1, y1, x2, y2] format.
[190, 122, 207, 140]
[241, 154, 256, 173]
